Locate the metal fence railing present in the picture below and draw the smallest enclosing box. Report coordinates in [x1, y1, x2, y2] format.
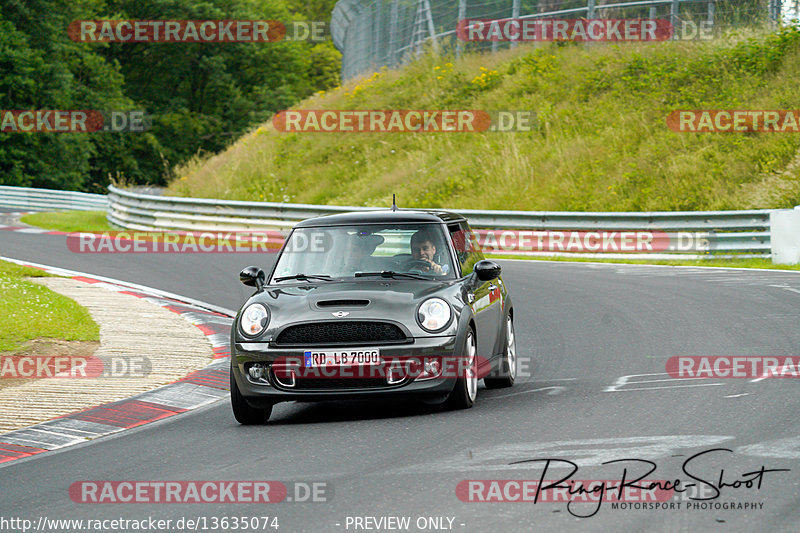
[106, 185, 380, 232]
[106, 185, 776, 260]
[332, 0, 798, 80]
[0, 185, 108, 212]
[2, 185, 796, 261]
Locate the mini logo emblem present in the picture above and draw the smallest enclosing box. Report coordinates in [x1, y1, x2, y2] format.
[331, 311, 350, 318]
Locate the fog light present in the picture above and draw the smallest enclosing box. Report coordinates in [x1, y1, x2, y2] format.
[247, 363, 269, 383]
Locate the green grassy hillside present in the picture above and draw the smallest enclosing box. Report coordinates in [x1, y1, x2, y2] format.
[168, 26, 800, 212]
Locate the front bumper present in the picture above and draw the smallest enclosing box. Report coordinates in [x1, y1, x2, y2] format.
[232, 336, 459, 406]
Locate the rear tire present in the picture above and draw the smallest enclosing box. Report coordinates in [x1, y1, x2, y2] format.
[230, 367, 272, 424]
[445, 329, 478, 409]
[485, 315, 516, 389]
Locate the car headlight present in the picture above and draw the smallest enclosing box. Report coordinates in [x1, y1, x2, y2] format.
[417, 298, 452, 332]
[240, 303, 269, 337]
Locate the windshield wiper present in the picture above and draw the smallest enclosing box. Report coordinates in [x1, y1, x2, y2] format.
[273, 274, 333, 282]
[355, 271, 430, 280]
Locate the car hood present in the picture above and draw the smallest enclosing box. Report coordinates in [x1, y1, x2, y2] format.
[242, 279, 462, 340]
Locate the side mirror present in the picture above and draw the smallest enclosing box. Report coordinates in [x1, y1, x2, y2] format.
[240, 266, 266, 288]
[474, 260, 501, 281]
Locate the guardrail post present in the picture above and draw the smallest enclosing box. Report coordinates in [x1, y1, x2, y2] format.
[707, 0, 715, 28]
[374, 0, 382, 69]
[424, 0, 438, 53]
[769, 0, 781, 24]
[389, 0, 399, 64]
[770, 207, 800, 264]
[671, 0, 680, 40]
[511, 0, 520, 48]
[587, 0, 596, 19]
[456, 0, 466, 58]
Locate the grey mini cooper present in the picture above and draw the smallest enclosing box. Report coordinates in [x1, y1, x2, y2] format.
[230, 209, 516, 424]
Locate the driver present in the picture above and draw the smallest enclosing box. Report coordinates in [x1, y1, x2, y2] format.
[338, 232, 383, 274]
[410, 230, 449, 275]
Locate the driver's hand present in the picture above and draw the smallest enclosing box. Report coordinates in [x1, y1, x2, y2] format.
[423, 258, 442, 274]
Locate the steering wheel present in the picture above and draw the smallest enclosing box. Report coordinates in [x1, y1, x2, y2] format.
[404, 259, 433, 273]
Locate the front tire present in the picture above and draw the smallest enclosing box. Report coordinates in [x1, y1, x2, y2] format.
[446, 329, 478, 409]
[484, 315, 516, 389]
[230, 367, 272, 424]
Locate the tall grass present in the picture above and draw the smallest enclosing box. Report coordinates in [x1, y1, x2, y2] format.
[169, 26, 800, 211]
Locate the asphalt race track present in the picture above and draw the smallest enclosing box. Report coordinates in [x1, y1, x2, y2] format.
[2, 214, 800, 532]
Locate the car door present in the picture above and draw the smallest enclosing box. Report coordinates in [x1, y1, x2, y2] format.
[449, 222, 503, 359]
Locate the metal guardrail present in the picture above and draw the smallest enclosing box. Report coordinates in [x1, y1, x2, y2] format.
[107, 185, 772, 259]
[0, 185, 108, 211]
[107, 185, 382, 232]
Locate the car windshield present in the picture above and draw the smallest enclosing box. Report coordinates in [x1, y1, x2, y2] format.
[270, 224, 457, 282]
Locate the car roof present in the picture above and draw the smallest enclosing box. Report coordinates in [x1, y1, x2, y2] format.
[294, 209, 467, 227]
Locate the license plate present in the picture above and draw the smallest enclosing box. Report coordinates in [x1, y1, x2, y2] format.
[303, 349, 381, 367]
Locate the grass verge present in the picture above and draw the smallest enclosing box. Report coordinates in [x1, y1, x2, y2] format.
[21, 211, 115, 233]
[0, 260, 100, 352]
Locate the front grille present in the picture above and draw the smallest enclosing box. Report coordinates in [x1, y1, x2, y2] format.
[274, 321, 408, 346]
[293, 378, 389, 390]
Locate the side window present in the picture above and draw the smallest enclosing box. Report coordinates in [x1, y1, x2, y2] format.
[448, 222, 484, 276]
